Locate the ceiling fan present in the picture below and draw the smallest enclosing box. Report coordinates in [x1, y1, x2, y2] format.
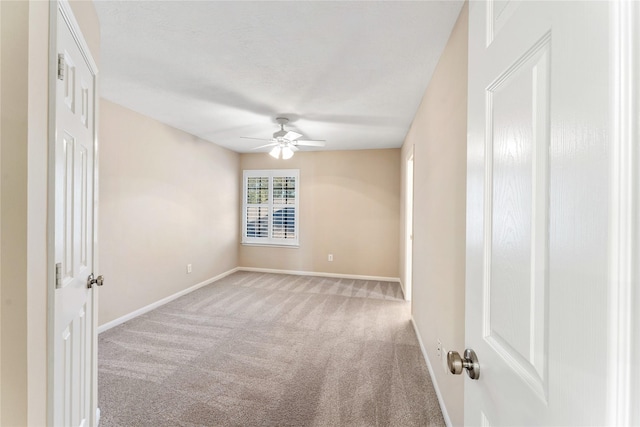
[241, 117, 326, 159]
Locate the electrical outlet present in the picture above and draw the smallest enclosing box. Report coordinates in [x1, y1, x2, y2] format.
[436, 339, 442, 358]
[186, 264, 192, 274]
[328, 254, 333, 262]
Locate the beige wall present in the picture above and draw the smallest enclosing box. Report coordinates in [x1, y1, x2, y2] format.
[401, 3, 468, 426]
[1, 2, 29, 424]
[98, 100, 240, 326]
[240, 150, 400, 279]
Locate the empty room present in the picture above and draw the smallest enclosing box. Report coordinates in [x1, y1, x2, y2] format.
[1, 0, 639, 426]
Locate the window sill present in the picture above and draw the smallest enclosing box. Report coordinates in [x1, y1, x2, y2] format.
[241, 242, 300, 249]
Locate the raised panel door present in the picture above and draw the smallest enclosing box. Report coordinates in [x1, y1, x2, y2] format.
[466, 1, 610, 425]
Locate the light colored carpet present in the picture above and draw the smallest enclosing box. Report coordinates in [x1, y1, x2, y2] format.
[98, 271, 445, 426]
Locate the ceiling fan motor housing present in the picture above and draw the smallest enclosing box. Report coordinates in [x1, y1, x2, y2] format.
[273, 129, 288, 139]
[273, 117, 289, 139]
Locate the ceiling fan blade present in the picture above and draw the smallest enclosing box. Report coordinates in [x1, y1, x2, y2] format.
[241, 136, 273, 142]
[251, 142, 278, 150]
[289, 144, 299, 152]
[284, 131, 302, 141]
[295, 140, 326, 147]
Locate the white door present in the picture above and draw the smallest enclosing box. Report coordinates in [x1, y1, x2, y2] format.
[53, 3, 98, 426]
[464, 1, 611, 425]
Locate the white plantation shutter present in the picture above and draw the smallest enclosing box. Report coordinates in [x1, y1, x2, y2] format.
[242, 170, 299, 246]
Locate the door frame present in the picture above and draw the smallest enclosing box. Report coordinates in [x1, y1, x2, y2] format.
[608, 1, 640, 425]
[404, 148, 414, 301]
[46, 1, 100, 424]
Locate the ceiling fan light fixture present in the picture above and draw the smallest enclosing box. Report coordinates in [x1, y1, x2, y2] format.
[281, 146, 294, 160]
[269, 146, 281, 159]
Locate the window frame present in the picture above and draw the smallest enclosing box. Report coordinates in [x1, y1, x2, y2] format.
[242, 169, 300, 247]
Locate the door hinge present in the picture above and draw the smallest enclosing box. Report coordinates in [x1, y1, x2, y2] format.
[57, 54, 65, 81]
[55, 262, 62, 288]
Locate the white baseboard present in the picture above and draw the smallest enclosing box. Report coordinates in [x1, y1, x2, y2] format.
[97, 267, 240, 334]
[237, 266, 401, 283]
[411, 317, 452, 427]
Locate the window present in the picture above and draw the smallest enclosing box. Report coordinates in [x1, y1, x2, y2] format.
[242, 169, 299, 246]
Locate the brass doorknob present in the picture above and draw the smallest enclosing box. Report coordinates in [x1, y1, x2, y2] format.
[447, 349, 480, 380]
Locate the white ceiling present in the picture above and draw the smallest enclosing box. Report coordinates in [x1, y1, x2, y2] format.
[95, 1, 464, 153]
